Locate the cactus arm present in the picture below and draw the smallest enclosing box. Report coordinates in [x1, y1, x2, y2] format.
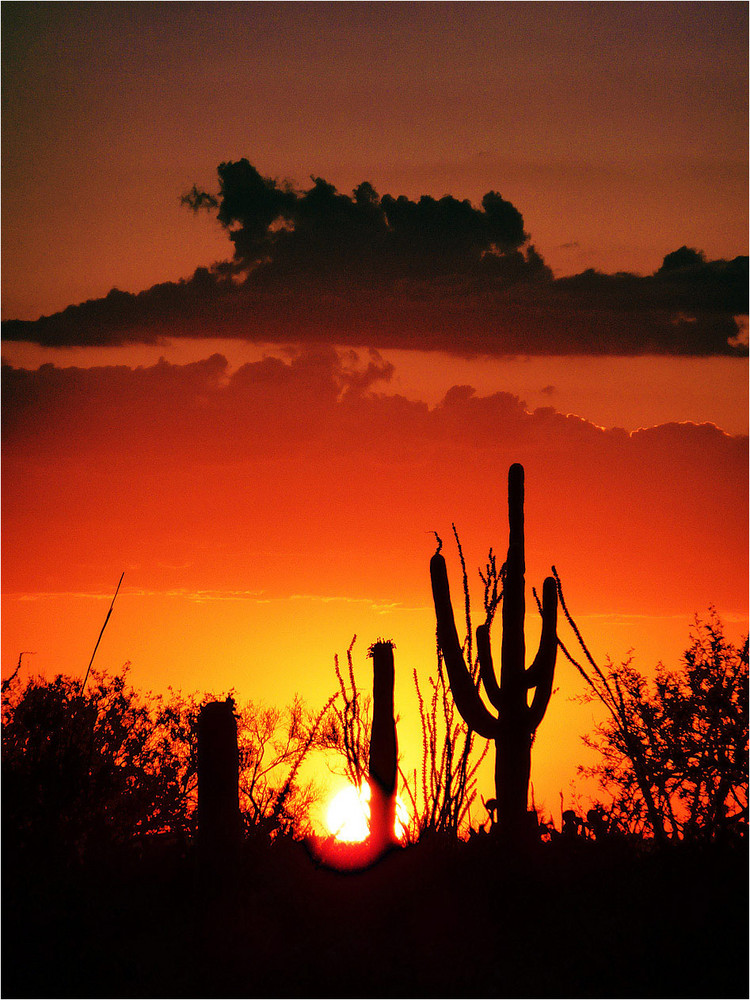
[430, 552, 501, 740]
[525, 576, 559, 685]
[476, 622, 502, 711]
[526, 576, 558, 729]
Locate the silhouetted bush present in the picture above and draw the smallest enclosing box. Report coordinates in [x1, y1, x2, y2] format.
[2, 666, 195, 861]
[2, 666, 332, 861]
[575, 609, 748, 842]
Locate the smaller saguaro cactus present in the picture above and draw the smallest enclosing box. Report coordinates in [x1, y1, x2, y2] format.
[430, 463, 558, 849]
[197, 698, 242, 858]
[368, 640, 398, 854]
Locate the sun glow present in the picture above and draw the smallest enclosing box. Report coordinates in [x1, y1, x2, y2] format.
[325, 783, 409, 842]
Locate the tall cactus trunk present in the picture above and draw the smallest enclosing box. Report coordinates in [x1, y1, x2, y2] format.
[198, 699, 242, 861]
[430, 463, 558, 851]
[368, 641, 398, 854]
[496, 723, 533, 847]
[497, 462, 530, 844]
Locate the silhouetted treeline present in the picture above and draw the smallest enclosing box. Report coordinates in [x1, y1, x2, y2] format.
[3, 610, 747, 863]
[2, 609, 748, 997]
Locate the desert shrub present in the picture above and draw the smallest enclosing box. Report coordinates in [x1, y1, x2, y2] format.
[2, 664, 333, 857]
[2, 666, 196, 859]
[574, 609, 748, 842]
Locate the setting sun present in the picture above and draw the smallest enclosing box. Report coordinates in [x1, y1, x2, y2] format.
[326, 784, 369, 842]
[326, 783, 409, 842]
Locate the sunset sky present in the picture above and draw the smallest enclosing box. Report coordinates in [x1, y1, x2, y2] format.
[2, 2, 747, 827]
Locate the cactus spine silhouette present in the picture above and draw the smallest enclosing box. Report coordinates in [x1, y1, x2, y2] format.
[430, 463, 558, 848]
[368, 640, 398, 853]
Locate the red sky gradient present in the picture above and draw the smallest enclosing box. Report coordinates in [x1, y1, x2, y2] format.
[3, 347, 747, 821]
[2, 3, 747, 827]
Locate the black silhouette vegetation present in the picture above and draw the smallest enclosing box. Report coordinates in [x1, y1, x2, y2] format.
[198, 698, 242, 858]
[2, 619, 747, 997]
[430, 463, 558, 848]
[568, 608, 749, 842]
[368, 640, 398, 854]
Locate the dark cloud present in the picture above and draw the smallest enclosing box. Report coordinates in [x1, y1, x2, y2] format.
[3, 161, 747, 355]
[182, 160, 532, 284]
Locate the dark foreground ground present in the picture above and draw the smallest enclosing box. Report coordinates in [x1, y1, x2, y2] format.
[3, 833, 748, 998]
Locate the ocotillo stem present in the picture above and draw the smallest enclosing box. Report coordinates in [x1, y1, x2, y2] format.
[81, 572, 124, 695]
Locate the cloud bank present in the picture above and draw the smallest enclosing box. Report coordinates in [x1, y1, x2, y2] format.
[3, 161, 747, 355]
[3, 349, 746, 620]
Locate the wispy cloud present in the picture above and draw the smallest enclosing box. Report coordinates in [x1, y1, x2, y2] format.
[289, 594, 430, 615]
[12, 588, 269, 604]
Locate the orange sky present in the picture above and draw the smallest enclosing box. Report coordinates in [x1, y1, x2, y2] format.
[2, 3, 748, 829]
[2, 345, 747, 824]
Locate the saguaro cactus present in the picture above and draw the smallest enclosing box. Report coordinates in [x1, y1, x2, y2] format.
[430, 463, 558, 848]
[198, 698, 242, 858]
[368, 640, 398, 853]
